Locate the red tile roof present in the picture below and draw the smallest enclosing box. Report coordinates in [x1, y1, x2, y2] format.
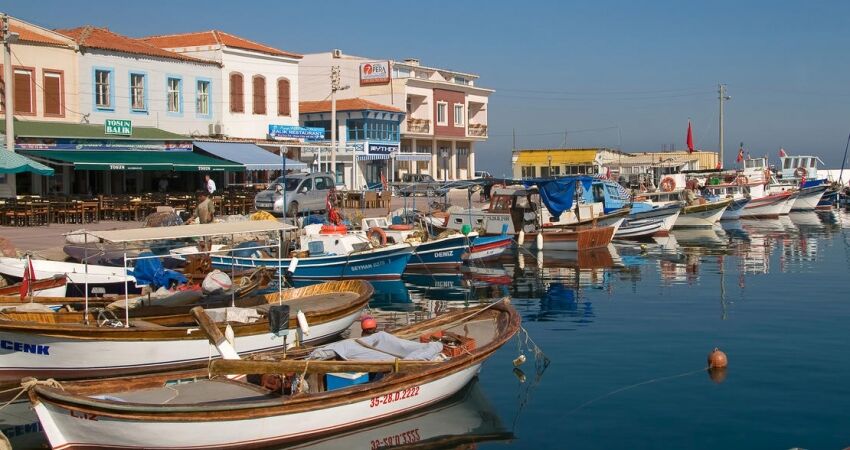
[299, 98, 403, 114]
[10, 23, 74, 48]
[141, 31, 302, 59]
[56, 26, 218, 65]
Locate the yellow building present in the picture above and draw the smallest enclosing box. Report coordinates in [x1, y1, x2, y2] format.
[512, 148, 624, 178]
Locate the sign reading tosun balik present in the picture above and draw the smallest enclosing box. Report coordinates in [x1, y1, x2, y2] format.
[104, 119, 132, 136]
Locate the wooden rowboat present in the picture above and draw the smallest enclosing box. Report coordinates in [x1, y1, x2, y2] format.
[28, 301, 519, 449]
[0, 280, 372, 379]
[0, 274, 68, 298]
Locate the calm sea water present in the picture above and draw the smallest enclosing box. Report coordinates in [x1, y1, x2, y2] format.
[4, 211, 849, 449]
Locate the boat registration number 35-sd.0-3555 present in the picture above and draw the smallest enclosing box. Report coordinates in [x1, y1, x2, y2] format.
[369, 386, 420, 407]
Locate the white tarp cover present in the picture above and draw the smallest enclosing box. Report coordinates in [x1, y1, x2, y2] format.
[204, 307, 261, 324]
[309, 332, 443, 361]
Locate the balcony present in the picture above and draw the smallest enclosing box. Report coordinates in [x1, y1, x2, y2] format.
[406, 118, 431, 134]
[468, 123, 488, 137]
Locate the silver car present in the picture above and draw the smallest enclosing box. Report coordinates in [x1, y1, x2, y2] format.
[254, 173, 335, 217]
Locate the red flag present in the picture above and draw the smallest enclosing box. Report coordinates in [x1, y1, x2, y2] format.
[779, 148, 787, 157]
[20, 255, 35, 298]
[715, 161, 722, 169]
[380, 171, 388, 191]
[605, 167, 611, 179]
[686, 120, 695, 153]
[736, 143, 744, 163]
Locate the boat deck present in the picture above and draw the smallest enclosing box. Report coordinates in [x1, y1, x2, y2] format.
[97, 379, 277, 405]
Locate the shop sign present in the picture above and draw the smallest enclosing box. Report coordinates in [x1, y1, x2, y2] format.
[104, 119, 132, 136]
[360, 61, 390, 85]
[368, 143, 399, 154]
[268, 125, 325, 140]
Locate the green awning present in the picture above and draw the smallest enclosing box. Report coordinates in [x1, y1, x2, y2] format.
[0, 119, 187, 140]
[20, 150, 243, 172]
[0, 150, 55, 175]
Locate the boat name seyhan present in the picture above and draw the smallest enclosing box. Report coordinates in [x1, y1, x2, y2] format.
[0, 340, 50, 355]
[350, 260, 387, 272]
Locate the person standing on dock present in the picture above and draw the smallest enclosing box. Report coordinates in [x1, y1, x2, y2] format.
[186, 191, 215, 224]
[205, 174, 216, 195]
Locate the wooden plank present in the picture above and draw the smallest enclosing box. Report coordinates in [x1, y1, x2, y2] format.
[209, 358, 442, 376]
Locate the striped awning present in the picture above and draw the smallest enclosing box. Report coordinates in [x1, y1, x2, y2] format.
[395, 153, 432, 161]
[357, 154, 392, 161]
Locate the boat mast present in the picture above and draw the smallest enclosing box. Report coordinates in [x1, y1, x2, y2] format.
[718, 84, 731, 169]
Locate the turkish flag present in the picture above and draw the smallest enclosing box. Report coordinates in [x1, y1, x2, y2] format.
[779, 148, 787, 157]
[686, 120, 695, 153]
[20, 256, 35, 298]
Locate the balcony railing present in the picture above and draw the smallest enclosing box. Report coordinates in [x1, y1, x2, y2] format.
[406, 118, 430, 134]
[468, 123, 488, 137]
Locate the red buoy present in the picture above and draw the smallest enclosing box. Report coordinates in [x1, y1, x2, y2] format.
[708, 348, 728, 369]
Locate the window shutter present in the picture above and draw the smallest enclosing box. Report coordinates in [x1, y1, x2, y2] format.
[230, 73, 244, 113]
[44, 73, 62, 116]
[252, 76, 266, 115]
[14, 71, 33, 114]
[277, 79, 290, 116]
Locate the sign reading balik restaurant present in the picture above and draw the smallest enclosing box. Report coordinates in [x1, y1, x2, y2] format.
[359, 61, 391, 85]
[104, 119, 132, 136]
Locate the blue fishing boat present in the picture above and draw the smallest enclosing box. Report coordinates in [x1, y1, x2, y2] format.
[360, 217, 470, 270]
[466, 233, 513, 261]
[211, 224, 414, 280]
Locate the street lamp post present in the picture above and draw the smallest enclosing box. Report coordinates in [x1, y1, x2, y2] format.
[441, 149, 448, 183]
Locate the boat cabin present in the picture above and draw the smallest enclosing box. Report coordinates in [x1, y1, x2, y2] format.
[779, 155, 825, 180]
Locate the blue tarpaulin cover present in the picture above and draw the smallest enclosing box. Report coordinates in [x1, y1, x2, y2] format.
[523, 176, 595, 220]
[128, 252, 188, 288]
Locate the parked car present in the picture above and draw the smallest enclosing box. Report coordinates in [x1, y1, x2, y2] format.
[391, 173, 443, 197]
[475, 170, 493, 178]
[254, 172, 335, 217]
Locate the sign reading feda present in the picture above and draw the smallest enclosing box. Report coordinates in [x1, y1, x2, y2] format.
[268, 125, 325, 140]
[104, 119, 132, 136]
[360, 61, 390, 85]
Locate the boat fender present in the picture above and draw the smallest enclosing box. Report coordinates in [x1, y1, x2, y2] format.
[536, 232, 544, 250]
[388, 224, 414, 231]
[320, 224, 348, 235]
[660, 177, 676, 192]
[225, 324, 235, 348]
[367, 227, 387, 246]
[297, 310, 310, 335]
[517, 230, 525, 245]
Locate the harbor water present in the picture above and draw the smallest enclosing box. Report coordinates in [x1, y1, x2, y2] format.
[3, 211, 849, 449]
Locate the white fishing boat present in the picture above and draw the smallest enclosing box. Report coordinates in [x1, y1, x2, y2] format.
[28, 302, 520, 449]
[614, 218, 664, 239]
[639, 191, 730, 227]
[0, 257, 139, 296]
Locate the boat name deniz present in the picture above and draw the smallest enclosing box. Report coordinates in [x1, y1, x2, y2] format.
[369, 386, 420, 407]
[434, 251, 454, 258]
[350, 260, 387, 272]
[0, 340, 49, 355]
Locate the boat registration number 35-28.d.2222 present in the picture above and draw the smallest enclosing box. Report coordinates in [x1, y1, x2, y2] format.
[369, 386, 420, 407]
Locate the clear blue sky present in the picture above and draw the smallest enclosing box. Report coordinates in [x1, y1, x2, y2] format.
[8, 0, 850, 175]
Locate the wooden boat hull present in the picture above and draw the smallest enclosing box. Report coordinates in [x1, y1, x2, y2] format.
[720, 197, 750, 220]
[790, 184, 828, 211]
[740, 192, 791, 218]
[524, 225, 615, 251]
[0, 275, 68, 298]
[210, 244, 414, 281]
[0, 281, 372, 379]
[30, 303, 520, 450]
[0, 257, 140, 296]
[673, 200, 730, 228]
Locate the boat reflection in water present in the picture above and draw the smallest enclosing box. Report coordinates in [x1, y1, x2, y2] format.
[278, 378, 512, 450]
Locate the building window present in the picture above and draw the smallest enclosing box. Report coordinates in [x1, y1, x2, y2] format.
[196, 79, 210, 116]
[436, 102, 447, 125]
[12, 68, 35, 114]
[277, 78, 290, 116]
[521, 166, 536, 178]
[94, 69, 112, 109]
[43, 70, 64, 117]
[453, 104, 464, 127]
[347, 119, 365, 140]
[392, 67, 411, 78]
[130, 73, 146, 111]
[229, 72, 244, 113]
[167, 77, 182, 113]
[454, 76, 469, 85]
[363, 119, 399, 141]
[252, 75, 266, 115]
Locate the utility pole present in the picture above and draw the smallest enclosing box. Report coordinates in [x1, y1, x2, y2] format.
[330, 66, 339, 181]
[718, 83, 731, 168]
[1, 14, 17, 153]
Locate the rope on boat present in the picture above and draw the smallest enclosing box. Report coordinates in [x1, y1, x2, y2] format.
[0, 377, 64, 411]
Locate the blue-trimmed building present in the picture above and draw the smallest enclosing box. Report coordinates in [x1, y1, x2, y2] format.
[299, 98, 404, 189]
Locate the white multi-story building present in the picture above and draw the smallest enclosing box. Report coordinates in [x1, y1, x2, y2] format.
[58, 26, 222, 136]
[142, 31, 302, 140]
[300, 51, 492, 182]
